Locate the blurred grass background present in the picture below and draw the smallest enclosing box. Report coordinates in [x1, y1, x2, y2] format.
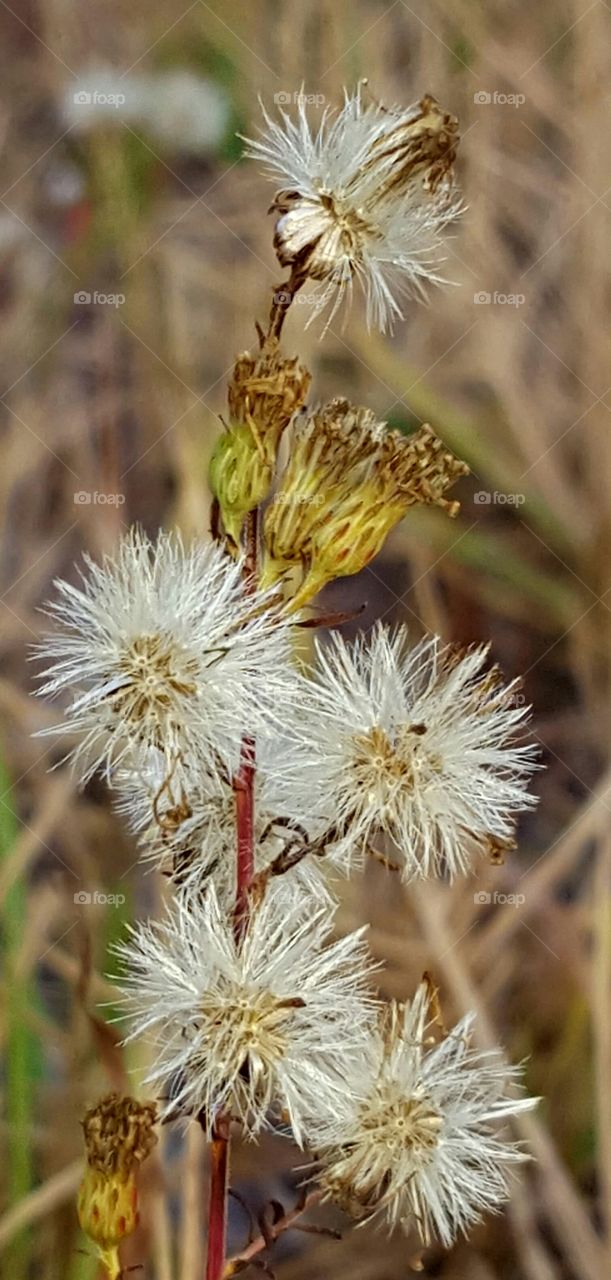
[1, 1, 611, 1277]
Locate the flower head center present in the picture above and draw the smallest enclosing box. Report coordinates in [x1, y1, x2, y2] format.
[275, 189, 377, 279]
[116, 634, 199, 721]
[350, 724, 442, 811]
[200, 986, 303, 1071]
[362, 1087, 442, 1160]
[319, 189, 377, 254]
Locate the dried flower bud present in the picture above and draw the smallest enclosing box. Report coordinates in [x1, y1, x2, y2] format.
[77, 1094, 157, 1280]
[262, 399, 468, 608]
[228, 344, 311, 442]
[209, 344, 311, 545]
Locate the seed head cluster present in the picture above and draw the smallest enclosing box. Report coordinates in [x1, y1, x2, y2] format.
[36, 85, 540, 1271]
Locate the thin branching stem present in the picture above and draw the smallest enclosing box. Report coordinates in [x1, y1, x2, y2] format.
[265, 265, 307, 343]
[223, 1189, 324, 1276]
[234, 735, 256, 932]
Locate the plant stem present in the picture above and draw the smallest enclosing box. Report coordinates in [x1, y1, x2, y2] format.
[266, 265, 307, 343]
[204, 510, 260, 1280]
[223, 1190, 324, 1276]
[234, 735, 256, 934]
[205, 1114, 231, 1280]
[235, 507, 258, 930]
[205, 262, 301, 1272]
[235, 506, 258, 933]
[243, 507, 259, 588]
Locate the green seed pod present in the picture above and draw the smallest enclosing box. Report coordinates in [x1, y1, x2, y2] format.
[208, 423, 273, 547]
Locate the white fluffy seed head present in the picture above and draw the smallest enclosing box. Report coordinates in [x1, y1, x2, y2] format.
[113, 882, 376, 1142]
[297, 624, 537, 880]
[112, 729, 339, 904]
[35, 529, 300, 785]
[311, 982, 537, 1246]
[114, 749, 334, 907]
[245, 89, 463, 333]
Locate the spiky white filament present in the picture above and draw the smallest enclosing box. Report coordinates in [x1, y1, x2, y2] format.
[311, 983, 537, 1245]
[245, 90, 463, 332]
[114, 883, 376, 1142]
[297, 624, 537, 880]
[35, 529, 302, 784]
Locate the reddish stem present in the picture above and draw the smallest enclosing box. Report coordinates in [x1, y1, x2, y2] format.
[205, 1114, 231, 1280]
[235, 507, 258, 932]
[204, 511, 259, 1280]
[233, 735, 256, 934]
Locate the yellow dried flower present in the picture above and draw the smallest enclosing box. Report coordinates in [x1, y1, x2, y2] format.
[77, 1093, 157, 1280]
[209, 343, 311, 545]
[261, 399, 468, 608]
[228, 344, 311, 442]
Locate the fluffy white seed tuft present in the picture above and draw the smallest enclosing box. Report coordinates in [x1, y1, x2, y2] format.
[297, 624, 537, 880]
[35, 529, 301, 785]
[114, 882, 376, 1142]
[245, 89, 463, 333]
[311, 982, 537, 1245]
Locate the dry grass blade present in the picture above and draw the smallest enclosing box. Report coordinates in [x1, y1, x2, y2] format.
[0, 1159, 83, 1250]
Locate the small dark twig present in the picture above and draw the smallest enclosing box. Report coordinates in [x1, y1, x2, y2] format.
[297, 603, 367, 630]
[366, 843, 401, 873]
[259, 815, 310, 846]
[229, 1188, 258, 1244]
[292, 1223, 342, 1240]
[257, 1199, 285, 1249]
[265, 264, 308, 342]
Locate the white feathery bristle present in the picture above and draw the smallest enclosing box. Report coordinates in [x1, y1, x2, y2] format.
[35, 528, 302, 785]
[113, 881, 376, 1142]
[310, 981, 537, 1246]
[295, 623, 537, 881]
[244, 89, 463, 333]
